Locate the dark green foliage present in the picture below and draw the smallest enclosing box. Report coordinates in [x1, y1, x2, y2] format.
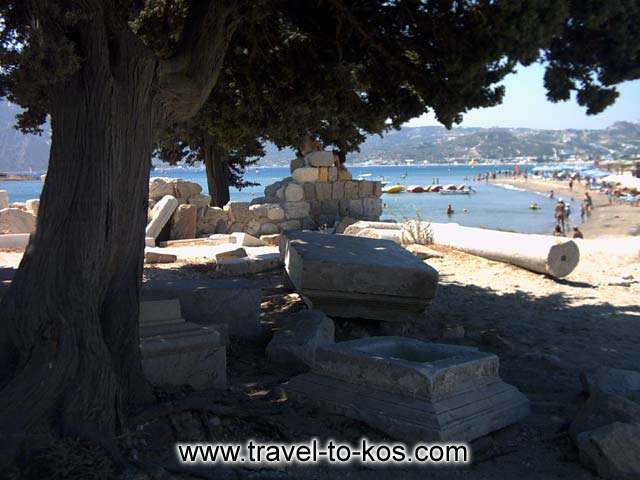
[544, 0, 640, 114]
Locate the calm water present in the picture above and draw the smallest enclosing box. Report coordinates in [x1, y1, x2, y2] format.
[0, 165, 578, 234]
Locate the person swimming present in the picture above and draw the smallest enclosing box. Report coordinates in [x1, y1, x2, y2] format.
[446, 204, 454, 215]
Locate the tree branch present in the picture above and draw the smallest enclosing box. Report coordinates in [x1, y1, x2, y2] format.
[156, 0, 242, 128]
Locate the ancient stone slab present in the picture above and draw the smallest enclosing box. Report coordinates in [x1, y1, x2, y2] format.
[266, 309, 335, 368]
[245, 218, 262, 237]
[290, 157, 305, 173]
[145, 249, 177, 264]
[208, 234, 237, 245]
[321, 200, 339, 215]
[25, 199, 39, 216]
[216, 258, 250, 276]
[0, 191, 9, 210]
[247, 252, 283, 274]
[315, 183, 332, 201]
[146, 195, 179, 239]
[305, 150, 335, 167]
[197, 206, 229, 236]
[285, 337, 530, 442]
[582, 367, 640, 401]
[577, 422, 640, 480]
[338, 199, 350, 217]
[0, 233, 30, 249]
[372, 181, 382, 197]
[0, 208, 36, 234]
[284, 201, 311, 220]
[332, 181, 344, 200]
[139, 299, 226, 389]
[249, 203, 269, 217]
[173, 179, 202, 202]
[328, 167, 338, 182]
[149, 177, 175, 200]
[348, 199, 364, 217]
[266, 204, 285, 221]
[362, 197, 382, 219]
[170, 204, 197, 240]
[359, 181, 374, 197]
[188, 193, 211, 208]
[302, 182, 316, 202]
[285, 183, 304, 202]
[317, 167, 329, 182]
[260, 222, 279, 235]
[228, 202, 251, 223]
[278, 220, 300, 232]
[231, 232, 266, 247]
[264, 179, 289, 198]
[280, 231, 438, 322]
[344, 181, 359, 200]
[142, 278, 262, 339]
[292, 167, 319, 183]
[260, 233, 281, 246]
[343, 221, 401, 236]
[309, 201, 321, 216]
[570, 393, 640, 441]
[215, 247, 248, 261]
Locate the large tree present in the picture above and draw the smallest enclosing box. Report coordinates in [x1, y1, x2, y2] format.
[156, 6, 425, 207]
[0, 0, 637, 469]
[0, 0, 245, 466]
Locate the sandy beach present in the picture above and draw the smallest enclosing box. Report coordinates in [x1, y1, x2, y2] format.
[492, 176, 640, 238]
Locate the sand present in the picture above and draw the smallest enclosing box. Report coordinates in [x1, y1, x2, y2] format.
[1, 210, 639, 478]
[492, 176, 640, 238]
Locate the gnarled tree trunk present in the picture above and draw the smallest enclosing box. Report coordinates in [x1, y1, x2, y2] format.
[0, 26, 156, 457]
[204, 138, 231, 207]
[0, 1, 239, 466]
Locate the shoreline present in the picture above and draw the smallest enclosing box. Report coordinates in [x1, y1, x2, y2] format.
[492, 177, 640, 238]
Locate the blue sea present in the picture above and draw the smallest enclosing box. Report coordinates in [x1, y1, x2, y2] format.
[0, 164, 578, 234]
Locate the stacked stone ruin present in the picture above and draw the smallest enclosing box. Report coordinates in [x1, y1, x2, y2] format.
[147, 150, 383, 241]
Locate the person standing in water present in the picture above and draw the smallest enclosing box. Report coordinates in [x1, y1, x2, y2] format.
[555, 198, 566, 233]
[446, 204, 454, 216]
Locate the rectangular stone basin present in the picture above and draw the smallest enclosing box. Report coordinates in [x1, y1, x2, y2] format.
[285, 336, 530, 442]
[314, 337, 499, 401]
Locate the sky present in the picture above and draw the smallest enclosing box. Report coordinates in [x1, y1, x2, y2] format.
[405, 63, 640, 130]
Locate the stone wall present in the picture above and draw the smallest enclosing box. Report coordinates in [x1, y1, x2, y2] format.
[148, 153, 382, 240]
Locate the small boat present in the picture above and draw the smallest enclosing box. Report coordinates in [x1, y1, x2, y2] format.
[440, 189, 471, 195]
[407, 185, 425, 193]
[529, 202, 540, 210]
[382, 184, 405, 194]
[443, 184, 458, 191]
[440, 185, 475, 195]
[430, 184, 443, 192]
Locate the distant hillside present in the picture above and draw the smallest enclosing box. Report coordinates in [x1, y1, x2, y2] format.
[0, 100, 638, 172]
[0, 102, 50, 173]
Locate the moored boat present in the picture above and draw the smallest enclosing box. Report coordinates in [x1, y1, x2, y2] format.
[382, 184, 405, 194]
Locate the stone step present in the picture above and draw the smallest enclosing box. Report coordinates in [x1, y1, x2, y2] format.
[139, 299, 184, 327]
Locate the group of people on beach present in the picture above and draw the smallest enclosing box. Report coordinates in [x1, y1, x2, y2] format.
[550, 190, 592, 238]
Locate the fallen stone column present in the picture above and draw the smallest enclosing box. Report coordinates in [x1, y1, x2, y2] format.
[0, 233, 30, 249]
[428, 222, 579, 278]
[146, 195, 178, 239]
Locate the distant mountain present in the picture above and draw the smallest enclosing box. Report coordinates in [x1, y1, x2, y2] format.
[0, 102, 50, 173]
[0, 100, 638, 172]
